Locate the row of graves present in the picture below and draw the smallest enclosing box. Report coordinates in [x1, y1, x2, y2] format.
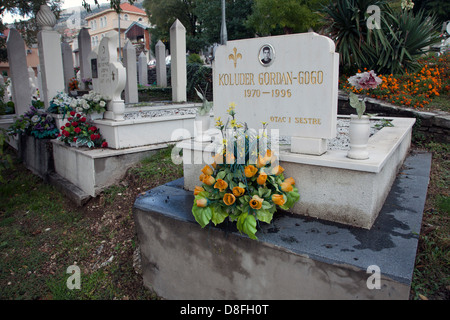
[1, 5, 430, 300]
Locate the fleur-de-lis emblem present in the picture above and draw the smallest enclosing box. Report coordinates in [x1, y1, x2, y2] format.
[228, 47, 242, 68]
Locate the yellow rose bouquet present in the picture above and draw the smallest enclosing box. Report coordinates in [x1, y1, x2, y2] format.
[192, 105, 300, 240]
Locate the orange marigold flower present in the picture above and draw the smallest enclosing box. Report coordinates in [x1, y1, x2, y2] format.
[249, 195, 263, 210]
[232, 186, 245, 197]
[201, 165, 213, 176]
[272, 194, 286, 206]
[257, 172, 268, 185]
[214, 179, 228, 192]
[194, 186, 204, 195]
[196, 198, 208, 208]
[223, 193, 236, 206]
[244, 165, 258, 178]
[203, 175, 215, 186]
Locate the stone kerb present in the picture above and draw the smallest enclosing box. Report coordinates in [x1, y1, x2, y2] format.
[213, 32, 339, 155]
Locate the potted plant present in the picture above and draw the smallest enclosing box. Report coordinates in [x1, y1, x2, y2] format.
[191, 105, 300, 240]
[194, 85, 213, 142]
[346, 70, 382, 160]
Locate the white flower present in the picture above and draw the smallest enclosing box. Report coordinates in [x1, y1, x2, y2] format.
[99, 101, 106, 107]
[70, 100, 78, 108]
[76, 106, 84, 113]
[31, 115, 40, 123]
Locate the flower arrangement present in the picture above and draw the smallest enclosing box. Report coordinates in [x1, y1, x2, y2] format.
[340, 54, 449, 109]
[82, 78, 92, 87]
[78, 91, 108, 115]
[347, 70, 382, 118]
[192, 104, 300, 240]
[68, 77, 79, 91]
[47, 92, 74, 116]
[8, 106, 59, 139]
[57, 111, 108, 148]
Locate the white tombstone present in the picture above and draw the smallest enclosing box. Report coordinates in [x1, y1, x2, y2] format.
[96, 34, 126, 121]
[28, 67, 38, 97]
[37, 65, 43, 97]
[170, 19, 187, 102]
[6, 28, 32, 115]
[61, 41, 75, 93]
[123, 40, 138, 103]
[138, 51, 148, 86]
[155, 40, 167, 88]
[88, 47, 99, 92]
[213, 32, 339, 155]
[78, 28, 92, 89]
[36, 4, 65, 109]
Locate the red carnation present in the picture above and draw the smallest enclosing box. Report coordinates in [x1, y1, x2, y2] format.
[63, 130, 70, 137]
[71, 121, 78, 127]
[76, 114, 81, 118]
[74, 127, 81, 133]
[65, 122, 70, 127]
[90, 134, 96, 140]
[89, 126, 97, 132]
[70, 111, 76, 116]
[101, 141, 108, 148]
[60, 126, 65, 130]
[73, 137, 78, 142]
[67, 117, 73, 121]
[80, 117, 86, 122]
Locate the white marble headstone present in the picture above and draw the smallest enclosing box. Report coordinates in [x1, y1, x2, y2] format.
[213, 32, 339, 142]
[97, 34, 126, 121]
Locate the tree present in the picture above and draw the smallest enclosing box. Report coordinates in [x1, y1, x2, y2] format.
[143, 0, 202, 52]
[0, 0, 62, 62]
[245, 0, 327, 36]
[194, 0, 254, 45]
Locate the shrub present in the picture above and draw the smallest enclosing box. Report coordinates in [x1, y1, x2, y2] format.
[320, 0, 440, 75]
[186, 63, 212, 101]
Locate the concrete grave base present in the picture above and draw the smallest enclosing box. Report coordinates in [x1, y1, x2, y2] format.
[91, 103, 200, 150]
[180, 116, 416, 229]
[52, 140, 168, 197]
[17, 135, 54, 180]
[133, 151, 431, 300]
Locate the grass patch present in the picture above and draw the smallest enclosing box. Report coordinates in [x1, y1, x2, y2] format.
[410, 141, 450, 300]
[129, 145, 183, 184]
[1, 140, 447, 300]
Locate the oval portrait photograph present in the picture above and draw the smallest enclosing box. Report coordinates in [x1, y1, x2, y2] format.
[259, 44, 275, 67]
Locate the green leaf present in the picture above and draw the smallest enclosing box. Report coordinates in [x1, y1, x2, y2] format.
[192, 203, 212, 228]
[256, 209, 273, 224]
[261, 201, 272, 210]
[237, 212, 258, 240]
[211, 205, 228, 226]
[216, 170, 226, 180]
[280, 188, 300, 210]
